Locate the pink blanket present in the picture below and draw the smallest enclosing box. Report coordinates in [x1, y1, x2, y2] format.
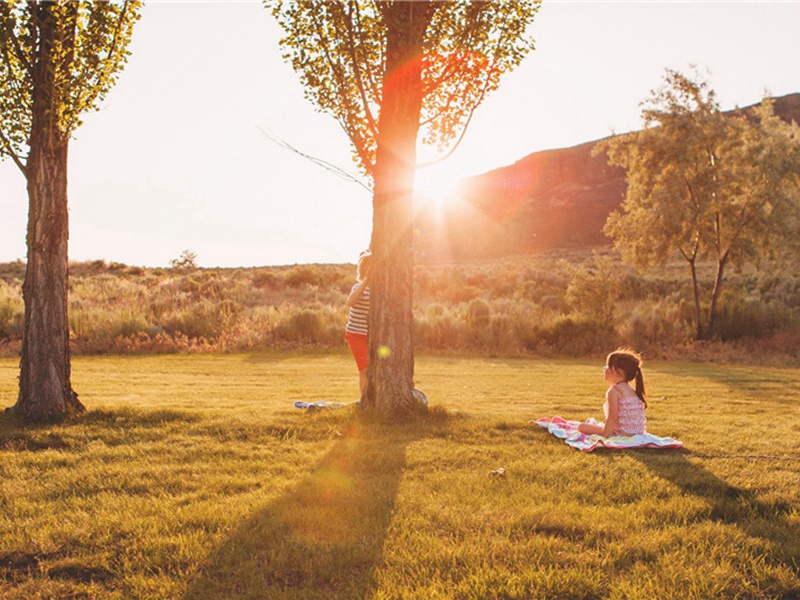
[533, 416, 683, 452]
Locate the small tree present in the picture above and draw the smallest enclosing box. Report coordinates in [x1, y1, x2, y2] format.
[0, 1, 141, 421]
[171, 249, 199, 271]
[269, 0, 540, 416]
[596, 70, 800, 339]
[562, 252, 622, 324]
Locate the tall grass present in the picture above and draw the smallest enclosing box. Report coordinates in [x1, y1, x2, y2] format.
[1, 353, 798, 598]
[0, 250, 798, 360]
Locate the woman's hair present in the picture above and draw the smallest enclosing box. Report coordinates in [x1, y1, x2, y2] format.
[356, 250, 372, 282]
[607, 348, 647, 407]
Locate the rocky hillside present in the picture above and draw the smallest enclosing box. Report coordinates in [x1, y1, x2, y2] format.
[414, 93, 800, 262]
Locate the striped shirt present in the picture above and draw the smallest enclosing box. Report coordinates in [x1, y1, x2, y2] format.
[345, 284, 370, 335]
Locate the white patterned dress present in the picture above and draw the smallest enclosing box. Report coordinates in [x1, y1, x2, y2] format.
[604, 383, 646, 436]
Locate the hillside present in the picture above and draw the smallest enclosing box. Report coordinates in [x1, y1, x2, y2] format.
[414, 93, 800, 262]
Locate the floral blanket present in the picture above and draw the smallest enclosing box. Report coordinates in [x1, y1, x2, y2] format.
[533, 416, 683, 452]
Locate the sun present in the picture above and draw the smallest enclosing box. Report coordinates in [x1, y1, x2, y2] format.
[413, 173, 461, 213]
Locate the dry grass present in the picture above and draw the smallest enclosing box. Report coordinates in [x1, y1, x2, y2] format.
[1, 251, 799, 361]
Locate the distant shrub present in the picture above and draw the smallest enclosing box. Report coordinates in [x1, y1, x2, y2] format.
[275, 306, 340, 345]
[563, 252, 622, 322]
[532, 316, 614, 356]
[618, 295, 690, 350]
[283, 265, 323, 288]
[0, 281, 23, 340]
[466, 299, 490, 328]
[713, 296, 797, 341]
[251, 270, 281, 290]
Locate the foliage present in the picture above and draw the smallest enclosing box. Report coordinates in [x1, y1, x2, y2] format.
[268, 0, 540, 178]
[0, 1, 141, 172]
[597, 69, 800, 339]
[561, 251, 622, 322]
[0, 354, 798, 598]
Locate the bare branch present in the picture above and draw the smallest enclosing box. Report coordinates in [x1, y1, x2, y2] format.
[256, 125, 372, 194]
[0, 128, 28, 177]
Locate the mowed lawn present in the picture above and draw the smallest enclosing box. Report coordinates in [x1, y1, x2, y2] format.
[1, 353, 798, 599]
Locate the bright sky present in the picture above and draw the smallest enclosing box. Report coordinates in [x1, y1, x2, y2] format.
[1, 1, 799, 268]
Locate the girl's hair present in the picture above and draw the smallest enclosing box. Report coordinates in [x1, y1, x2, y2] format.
[356, 250, 372, 282]
[607, 348, 647, 407]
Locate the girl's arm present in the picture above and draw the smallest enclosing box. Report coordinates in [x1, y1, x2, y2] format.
[345, 279, 368, 309]
[577, 389, 620, 436]
[600, 392, 620, 437]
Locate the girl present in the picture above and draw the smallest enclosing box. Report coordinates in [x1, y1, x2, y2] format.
[345, 250, 372, 394]
[578, 349, 647, 437]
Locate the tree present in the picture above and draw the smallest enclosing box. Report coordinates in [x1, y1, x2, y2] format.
[596, 70, 800, 339]
[0, 1, 141, 422]
[269, 0, 539, 416]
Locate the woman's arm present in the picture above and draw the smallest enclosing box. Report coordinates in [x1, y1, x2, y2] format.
[345, 279, 368, 309]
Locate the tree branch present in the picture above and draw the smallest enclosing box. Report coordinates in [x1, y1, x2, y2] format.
[256, 125, 372, 193]
[344, 0, 377, 138]
[0, 128, 28, 177]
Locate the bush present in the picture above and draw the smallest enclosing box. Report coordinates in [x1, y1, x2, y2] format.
[713, 296, 797, 341]
[283, 265, 324, 288]
[0, 281, 23, 339]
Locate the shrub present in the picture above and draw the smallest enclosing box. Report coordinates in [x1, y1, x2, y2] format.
[532, 315, 614, 356]
[283, 265, 323, 288]
[466, 299, 490, 328]
[713, 296, 797, 341]
[563, 252, 622, 322]
[0, 281, 23, 339]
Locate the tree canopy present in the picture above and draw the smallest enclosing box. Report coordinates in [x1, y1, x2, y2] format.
[597, 69, 800, 338]
[0, 1, 140, 175]
[269, 0, 539, 180]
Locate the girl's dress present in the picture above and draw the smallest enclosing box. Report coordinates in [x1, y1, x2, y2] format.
[603, 383, 646, 436]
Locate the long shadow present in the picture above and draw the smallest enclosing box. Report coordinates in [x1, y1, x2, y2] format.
[633, 450, 800, 577]
[183, 419, 422, 600]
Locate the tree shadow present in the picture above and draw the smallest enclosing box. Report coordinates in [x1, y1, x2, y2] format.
[632, 450, 800, 576]
[183, 419, 422, 600]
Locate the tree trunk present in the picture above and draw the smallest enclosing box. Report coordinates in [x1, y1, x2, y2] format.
[12, 3, 84, 422]
[706, 254, 728, 338]
[687, 257, 705, 339]
[362, 2, 433, 417]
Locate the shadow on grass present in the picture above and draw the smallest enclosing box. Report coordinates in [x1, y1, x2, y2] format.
[0, 407, 200, 452]
[183, 419, 422, 600]
[633, 450, 800, 576]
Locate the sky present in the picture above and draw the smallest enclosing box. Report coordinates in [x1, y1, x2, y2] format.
[1, 0, 799, 268]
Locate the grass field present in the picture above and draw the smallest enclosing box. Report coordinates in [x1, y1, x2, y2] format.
[1, 353, 798, 599]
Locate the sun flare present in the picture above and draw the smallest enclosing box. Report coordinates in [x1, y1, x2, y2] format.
[414, 174, 461, 213]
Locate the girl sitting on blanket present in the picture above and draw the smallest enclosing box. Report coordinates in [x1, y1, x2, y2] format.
[578, 349, 647, 437]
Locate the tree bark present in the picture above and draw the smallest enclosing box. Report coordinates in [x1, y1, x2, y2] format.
[687, 257, 704, 339]
[706, 254, 728, 338]
[12, 3, 84, 422]
[362, 2, 433, 417]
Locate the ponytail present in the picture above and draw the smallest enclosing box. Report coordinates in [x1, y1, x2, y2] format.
[635, 368, 647, 408]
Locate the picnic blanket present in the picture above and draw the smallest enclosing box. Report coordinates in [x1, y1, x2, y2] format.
[294, 401, 353, 410]
[533, 416, 683, 452]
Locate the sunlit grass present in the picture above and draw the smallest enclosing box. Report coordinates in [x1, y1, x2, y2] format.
[1, 353, 798, 599]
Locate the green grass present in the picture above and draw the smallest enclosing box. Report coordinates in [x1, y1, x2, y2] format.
[1, 353, 798, 599]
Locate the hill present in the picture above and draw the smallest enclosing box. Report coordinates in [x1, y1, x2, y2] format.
[414, 93, 800, 262]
